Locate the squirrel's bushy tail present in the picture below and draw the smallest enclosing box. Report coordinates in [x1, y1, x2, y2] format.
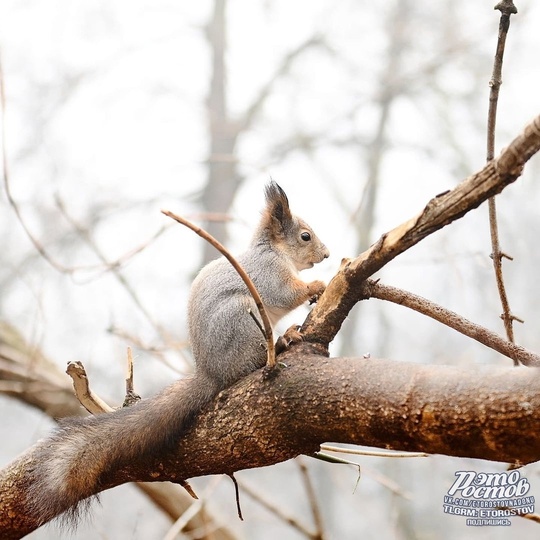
[27, 375, 219, 525]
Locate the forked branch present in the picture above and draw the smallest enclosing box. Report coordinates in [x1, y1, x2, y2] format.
[302, 114, 540, 347]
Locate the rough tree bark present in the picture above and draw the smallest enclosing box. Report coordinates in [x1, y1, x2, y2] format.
[1, 344, 540, 538]
[1, 114, 540, 538]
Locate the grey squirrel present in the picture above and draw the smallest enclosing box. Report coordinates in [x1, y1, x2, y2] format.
[27, 181, 329, 524]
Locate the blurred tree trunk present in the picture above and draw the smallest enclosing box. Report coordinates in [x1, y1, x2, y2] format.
[200, 0, 325, 265]
[201, 0, 241, 266]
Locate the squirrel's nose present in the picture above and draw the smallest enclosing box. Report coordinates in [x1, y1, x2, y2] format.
[323, 248, 330, 259]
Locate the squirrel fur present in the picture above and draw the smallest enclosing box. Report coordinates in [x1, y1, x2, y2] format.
[26, 181, 329, 524]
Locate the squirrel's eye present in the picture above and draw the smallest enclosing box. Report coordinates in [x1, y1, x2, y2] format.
[300, 232, 311, 242]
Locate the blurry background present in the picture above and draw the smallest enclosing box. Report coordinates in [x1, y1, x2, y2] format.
[1, 0, 540, 538]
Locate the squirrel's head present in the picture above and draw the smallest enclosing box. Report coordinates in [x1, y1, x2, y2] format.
[258, 181, 329, 271]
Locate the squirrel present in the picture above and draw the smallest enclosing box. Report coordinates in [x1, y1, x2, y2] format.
[26, 181, 329, 524]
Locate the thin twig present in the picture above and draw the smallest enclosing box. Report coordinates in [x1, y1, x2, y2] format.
[486, 1, 520, 357]
[248, 309, 266, 336]
[312, 453, 413, 500]
[162, 477, 222, 540]
[515, 512, 540, 524]
[66, 361, 114, 414]
[487, 2, 518, 162]
[240, 35, 325, 130]
[56, 199, 175, 339]
[0, 54, 71, 273]
[161, 209, 276, 368]
[320, 444, 428, 458]
[361, 467, 413, 501]
[238, 478, 317, 539]
[107, 325, 188, 355]
[228, 474, 243, 521]
[358, 279, 540, 367]
[126, 347, 135, 394]
[123, 347, 141, 406]
[297, 457, 325, 540]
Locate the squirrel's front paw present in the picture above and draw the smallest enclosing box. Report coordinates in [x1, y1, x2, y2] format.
[307, 280, 326, 304]
[275, 324, 303, 355]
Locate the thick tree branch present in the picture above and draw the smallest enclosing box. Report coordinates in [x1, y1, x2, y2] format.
[1, 343, 539, 537]
[302, 114, 540, 347]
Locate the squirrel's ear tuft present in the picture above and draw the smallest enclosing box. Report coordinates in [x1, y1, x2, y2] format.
[264, 180, 291, 226]
[265, 180, 289, 206]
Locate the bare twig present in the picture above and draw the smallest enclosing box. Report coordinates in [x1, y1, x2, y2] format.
[107, 325, 188, 360]
[178, 481, 199, 501]
[238, 478, 317, 539]
[162, 477, 222, 540]
[126, 347, 135, 394]
[486, 1, 520, 355]
[516, 511, 540, 524]
[56, 198, 181, 347]
[123, 347, 140, 406]
[161, 209, 276, 368]
[240, 35, 325, 131]
[487, 2, 518, 162]
[361, 468, 413, 501]
[0, 54, 71, 274]
[313, 453, 413, 499]
[297, 458, 325, 540]
[228, 474, 243, 521]
[358, 279, 540, 367]
[162, 498, 204, 540]
[320, 444, 428, 458]
[66, 361, 114, 415]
